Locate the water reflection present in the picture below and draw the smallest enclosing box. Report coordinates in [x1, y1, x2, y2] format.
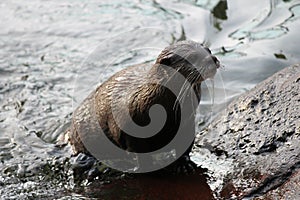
[228, 0, 300, 41]
[290, 4, 300, 20]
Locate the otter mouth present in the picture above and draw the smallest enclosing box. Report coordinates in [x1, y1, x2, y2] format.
[202, 64, 219, 80]
[207, 70, 217, 80]
[194, 78, 204, 84]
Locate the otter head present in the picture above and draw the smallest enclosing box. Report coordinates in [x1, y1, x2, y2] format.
[155, 40, 220, 83]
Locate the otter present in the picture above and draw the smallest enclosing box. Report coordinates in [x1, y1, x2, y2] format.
[65, 40, 220, 174]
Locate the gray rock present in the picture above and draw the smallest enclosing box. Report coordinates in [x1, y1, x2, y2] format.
[194, 64, 300, 199]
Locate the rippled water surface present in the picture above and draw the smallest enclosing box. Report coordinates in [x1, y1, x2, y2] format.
[1, 0, 300, 198]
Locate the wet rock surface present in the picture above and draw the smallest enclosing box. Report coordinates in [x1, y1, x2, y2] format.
[194, 64, 300, 199]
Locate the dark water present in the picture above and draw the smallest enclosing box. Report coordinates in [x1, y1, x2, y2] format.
[1, 0, 300, 199]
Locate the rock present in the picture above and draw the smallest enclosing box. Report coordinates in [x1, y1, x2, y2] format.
[258, 169, 300, 200]
[194, 64, 300, 199]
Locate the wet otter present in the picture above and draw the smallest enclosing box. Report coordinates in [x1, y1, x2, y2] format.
[65, 40, 220, 174]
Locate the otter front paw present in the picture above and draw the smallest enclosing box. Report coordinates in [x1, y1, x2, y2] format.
[70, 153, 101, 182]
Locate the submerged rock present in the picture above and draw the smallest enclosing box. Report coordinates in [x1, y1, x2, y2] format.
[194, 64, 300, 199]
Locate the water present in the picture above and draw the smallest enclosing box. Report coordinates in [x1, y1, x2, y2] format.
[1, 0, 300, 198]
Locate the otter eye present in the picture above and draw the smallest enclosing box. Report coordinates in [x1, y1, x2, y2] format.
[204, 47, 212, 54]
[212, 56, 220, 66]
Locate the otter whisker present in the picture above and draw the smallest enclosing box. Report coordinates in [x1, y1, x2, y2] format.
[175, 76, 194, 116]
[176, 78, 191, 106]
[162, 65, 181, 86]
[190, 86, 198, 117]
[206, 78, 215, 122]
[174, 79, 194, 123]
[177, 70, 199, 108]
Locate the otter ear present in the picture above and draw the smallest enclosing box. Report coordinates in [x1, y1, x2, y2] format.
[157, 54, 172, 66]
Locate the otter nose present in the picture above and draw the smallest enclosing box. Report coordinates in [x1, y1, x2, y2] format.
[212, 56, 220, 68]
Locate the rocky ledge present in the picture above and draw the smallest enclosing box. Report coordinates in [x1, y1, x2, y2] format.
[194, 64, 300, 199]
